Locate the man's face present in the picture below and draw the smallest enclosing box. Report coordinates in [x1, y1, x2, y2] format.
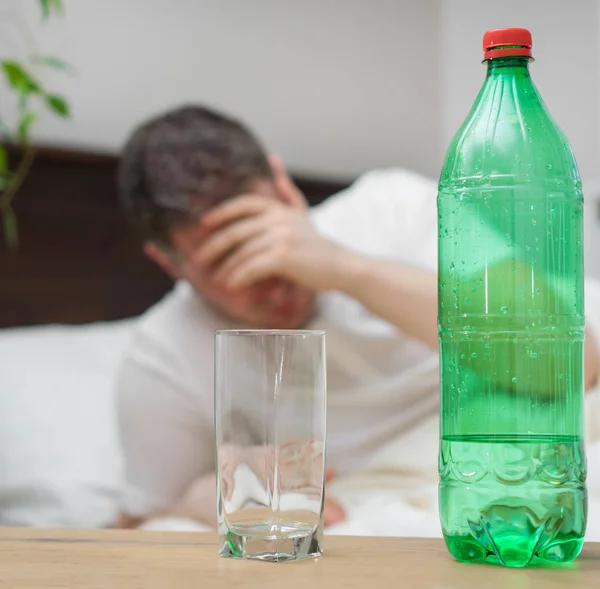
[155, 179, 316, 329]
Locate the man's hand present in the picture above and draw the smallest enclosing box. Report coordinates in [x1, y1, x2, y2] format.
[199, 161, 352, 293]
[324, 468, 346, 527]
[199, 195, 344, 292]
[324, 493, 346, 527]
[143, 467, 345, 529]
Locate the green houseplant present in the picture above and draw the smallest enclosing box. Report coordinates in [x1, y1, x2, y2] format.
[1, 0, 72, 248]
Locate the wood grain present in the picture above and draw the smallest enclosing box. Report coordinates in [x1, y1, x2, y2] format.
[0, 528, 598, 589]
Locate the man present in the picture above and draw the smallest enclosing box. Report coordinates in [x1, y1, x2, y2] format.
[116, 105, 599, 529]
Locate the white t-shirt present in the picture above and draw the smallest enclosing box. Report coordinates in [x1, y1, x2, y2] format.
[116, 169, 442, 517]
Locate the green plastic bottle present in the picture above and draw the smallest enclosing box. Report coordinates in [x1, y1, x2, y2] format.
[438, 28, 587, 567]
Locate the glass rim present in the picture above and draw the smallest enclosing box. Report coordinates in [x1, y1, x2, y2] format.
[215, 329, 325, 337]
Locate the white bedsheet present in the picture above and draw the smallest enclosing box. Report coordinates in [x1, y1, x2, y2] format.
[1, 315, 600, 539]
[141, 410, 600, 541]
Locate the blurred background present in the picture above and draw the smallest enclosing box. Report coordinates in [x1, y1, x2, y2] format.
[1, 0, 600, 537]
[1, 0, 599, 326]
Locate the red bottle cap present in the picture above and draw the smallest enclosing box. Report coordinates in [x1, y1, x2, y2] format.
[483, 28, 532, 60]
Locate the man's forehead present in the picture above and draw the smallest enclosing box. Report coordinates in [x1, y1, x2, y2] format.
[169, 177, 278, 254]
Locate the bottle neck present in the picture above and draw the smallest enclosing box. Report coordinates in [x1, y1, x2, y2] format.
[485, 55, 531, 77]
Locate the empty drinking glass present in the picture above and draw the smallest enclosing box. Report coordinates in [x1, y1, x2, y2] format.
[215, 330, 326, 561]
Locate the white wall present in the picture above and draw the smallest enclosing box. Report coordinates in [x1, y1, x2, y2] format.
[4, 1, 600, 274]
[1, 1, 598, 183]
[0, 0, 441, 180]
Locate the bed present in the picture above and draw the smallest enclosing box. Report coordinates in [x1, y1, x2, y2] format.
[1, 147, 600, 540]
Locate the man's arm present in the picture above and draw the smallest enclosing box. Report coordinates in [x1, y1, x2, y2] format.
[115, 348, 346, 528]
[200, 191, 439, 349]
[584, 329, 599, 391]
[326, 250, 600, 381]
[115, 476, 218, 529]
[150, 473, 219, 526]
[329, 250, 439, 349]
[584, 278, 600, 391]
[199, 164, 598, 386]
[115, 349, 215, 527]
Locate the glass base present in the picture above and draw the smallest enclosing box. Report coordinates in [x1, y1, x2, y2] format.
[219, 524, 322, 562]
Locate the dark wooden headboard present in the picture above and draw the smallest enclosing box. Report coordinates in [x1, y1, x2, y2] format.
[0, 146, 349, 328]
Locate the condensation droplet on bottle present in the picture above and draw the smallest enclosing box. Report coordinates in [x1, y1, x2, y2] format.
[471, 352, 477, 359]
[500, 306, 509, 314]
[546, 163, 552, 170]
[511, 377, 517, 384]
[532, 217, 538, 225]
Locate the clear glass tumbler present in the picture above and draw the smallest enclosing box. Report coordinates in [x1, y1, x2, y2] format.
[215, 329, 326, 562]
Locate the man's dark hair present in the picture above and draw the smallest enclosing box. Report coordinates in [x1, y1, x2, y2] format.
[118, 105, 272, 246]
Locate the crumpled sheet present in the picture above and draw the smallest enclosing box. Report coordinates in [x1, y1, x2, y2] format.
[143, 399, 600, 541]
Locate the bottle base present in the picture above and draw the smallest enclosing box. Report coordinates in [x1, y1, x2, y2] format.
[444, 534, 584, 568]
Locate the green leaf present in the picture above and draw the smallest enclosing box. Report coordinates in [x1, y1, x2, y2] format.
[32, 55, 74, 73]
[2, 206, 19, 250]
[39, 0, 63, 20]
[45, 94, 70, 118]
[0, 145, 7, 177]
[39, 0, 50, 19]
[1, 61, 40, 95]
[18, 112, 37, 144]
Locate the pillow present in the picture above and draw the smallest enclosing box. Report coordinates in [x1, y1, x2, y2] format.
[0, 319, 135, 528]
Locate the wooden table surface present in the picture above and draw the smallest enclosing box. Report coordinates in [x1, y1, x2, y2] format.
[0, 528, 598, 589]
